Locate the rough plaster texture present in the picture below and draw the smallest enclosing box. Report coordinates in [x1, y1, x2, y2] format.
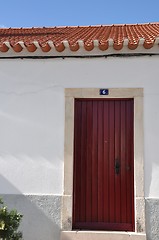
[145, 198, 159, 240]
[0, 56, 159, 239]
[136, 198, 146, 233]
[1, 194, 62, 240]
[0, 57, 159, 197]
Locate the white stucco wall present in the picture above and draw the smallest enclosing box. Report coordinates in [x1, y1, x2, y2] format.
[0, 56, 158, 198]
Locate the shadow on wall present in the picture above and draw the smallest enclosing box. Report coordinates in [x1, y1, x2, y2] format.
[0, 175, 61, 240]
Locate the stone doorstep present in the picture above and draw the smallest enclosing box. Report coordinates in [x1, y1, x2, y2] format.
[61, 231, 146, 240]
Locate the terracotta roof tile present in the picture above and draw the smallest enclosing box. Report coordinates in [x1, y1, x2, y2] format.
[0, 23, 159, 54]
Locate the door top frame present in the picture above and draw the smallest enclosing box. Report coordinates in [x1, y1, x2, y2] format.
[65, 88, 143, 99]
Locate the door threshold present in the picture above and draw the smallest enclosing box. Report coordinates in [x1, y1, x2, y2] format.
[61, 230, 146, 240]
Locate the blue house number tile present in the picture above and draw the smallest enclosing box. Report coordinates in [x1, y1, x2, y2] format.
[100, 89, 109, 95]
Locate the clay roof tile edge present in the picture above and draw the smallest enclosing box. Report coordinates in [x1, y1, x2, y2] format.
[2, 36, 159, 54]
[47, 40, 55, 48]
[17, 41, 26, 49]
[4, 41, 11, 49]
[33, 41, 40, 49]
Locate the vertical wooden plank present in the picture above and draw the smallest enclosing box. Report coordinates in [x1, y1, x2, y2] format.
[91, 101, 98, 222]
[120, 100, 127, 223]
[109, 100, 115, 222]
[130, 100, 134, 227]
[114, 100, 121, 223]
[125, 100, 133, 223]
[97, 101, 104, 222]
[80, 100, 87, 222]
[103, 101, 109, 222]
[86, 101, 93, 222]
[73, 100, 82, 224]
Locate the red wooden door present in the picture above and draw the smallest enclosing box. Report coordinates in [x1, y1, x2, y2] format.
[73, 99, 134, 231]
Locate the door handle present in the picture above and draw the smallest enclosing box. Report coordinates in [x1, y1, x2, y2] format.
[115, 160, 120, 174]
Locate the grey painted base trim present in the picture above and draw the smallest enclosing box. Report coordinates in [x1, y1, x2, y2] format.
[1, 194, 62, 240]
[2, 195, 158, 240]
[145, 198, 159, 240]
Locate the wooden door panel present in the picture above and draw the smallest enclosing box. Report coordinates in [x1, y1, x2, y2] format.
[109, 100, 115, 223]
[103, 101, 109, 223]
[73, 99, 134, 231]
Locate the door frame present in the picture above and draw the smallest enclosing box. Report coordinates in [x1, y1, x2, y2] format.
[62, 88, 145, 234]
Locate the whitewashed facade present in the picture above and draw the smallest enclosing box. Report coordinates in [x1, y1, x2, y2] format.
[0, 43, 159, 240]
